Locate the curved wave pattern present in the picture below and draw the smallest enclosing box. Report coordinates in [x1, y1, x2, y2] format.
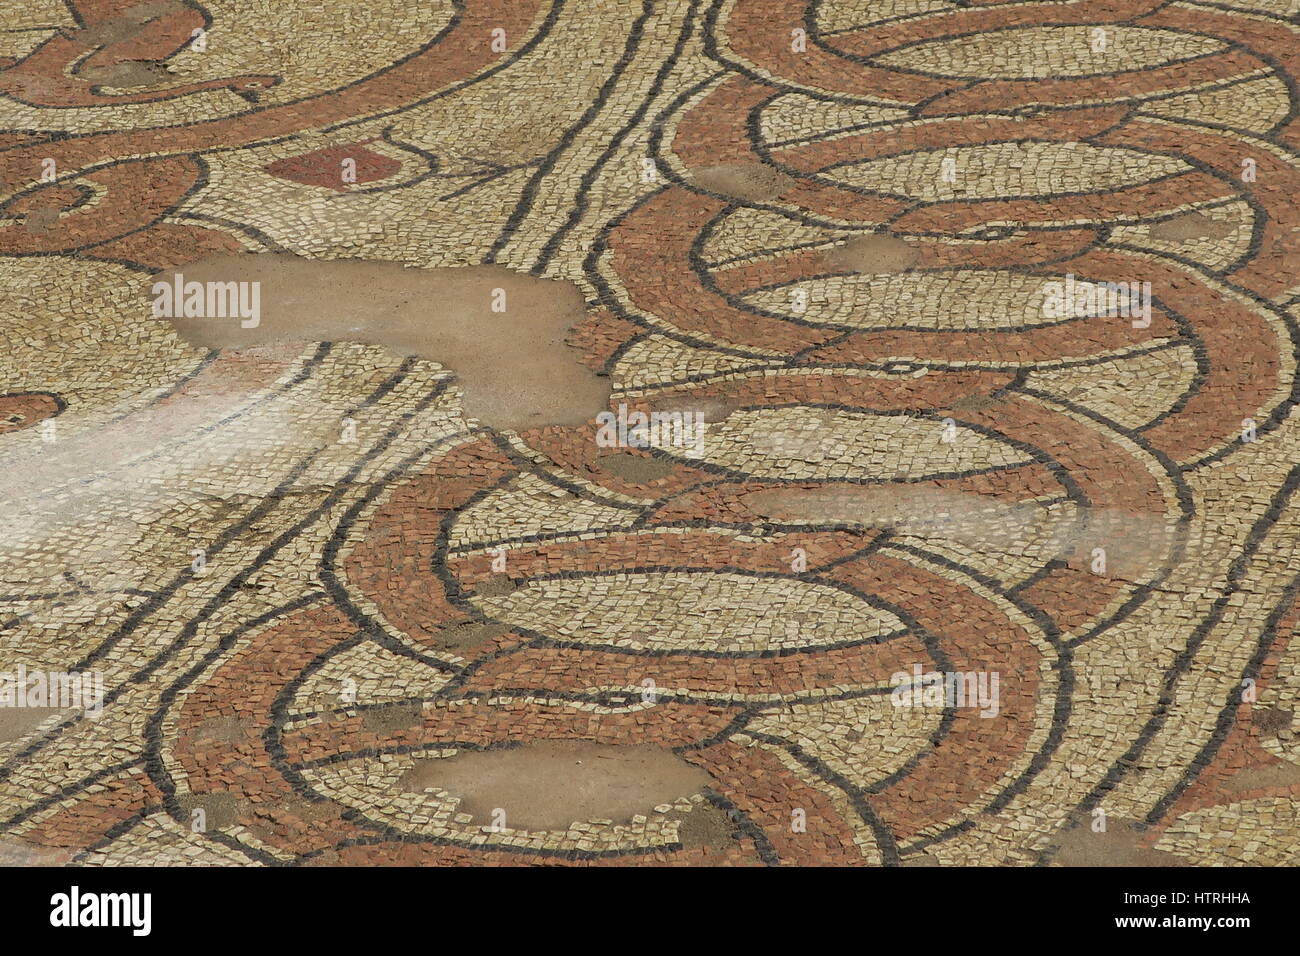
[0, 0, 1297, 866]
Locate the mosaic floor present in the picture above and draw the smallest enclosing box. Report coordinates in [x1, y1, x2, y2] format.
[1, 0, 1298, 867]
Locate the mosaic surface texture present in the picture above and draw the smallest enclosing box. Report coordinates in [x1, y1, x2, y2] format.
[1, 0, 1299, 866]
